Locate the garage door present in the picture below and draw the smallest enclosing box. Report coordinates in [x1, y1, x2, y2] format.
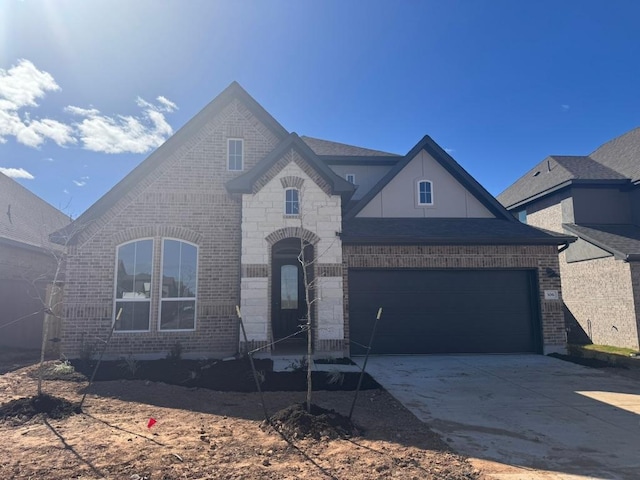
[349, 269, 540, 354]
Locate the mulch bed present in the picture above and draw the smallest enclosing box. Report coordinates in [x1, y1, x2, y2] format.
[69, 357, 380, 392]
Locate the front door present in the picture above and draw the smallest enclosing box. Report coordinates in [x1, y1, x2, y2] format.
[271, 237, 313, 342]
[272, 257, 307, 340]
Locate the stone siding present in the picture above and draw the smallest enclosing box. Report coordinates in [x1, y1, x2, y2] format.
[239, 151, 344, 354]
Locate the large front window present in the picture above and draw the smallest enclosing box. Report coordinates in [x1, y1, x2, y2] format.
[160, 239, 198, 330]
[115, 239, 153, 331]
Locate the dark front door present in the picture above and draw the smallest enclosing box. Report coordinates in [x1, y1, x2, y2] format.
[272, 257, 307, 340]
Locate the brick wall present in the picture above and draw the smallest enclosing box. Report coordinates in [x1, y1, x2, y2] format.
[528, 201, 640, 349]
[61, 99, 281, 359]
[343, 244, 566, 353]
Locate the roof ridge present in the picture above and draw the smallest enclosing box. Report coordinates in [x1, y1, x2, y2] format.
[300, 135, 399, 157]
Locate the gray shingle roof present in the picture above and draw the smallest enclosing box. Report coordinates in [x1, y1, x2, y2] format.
[563, 223, 640, 260]
[0, 172, 70, 251]
[498, 127, 640, 209]
[497, 155, 627, 208]
[590, 127, 640, 181]
[342, 217, 574, 245]
[301, 136, 399, 157]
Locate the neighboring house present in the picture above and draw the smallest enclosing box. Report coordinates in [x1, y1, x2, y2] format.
[498, 127, 640, 350]
[0, 172, 70, 349]
[53, 82, 572, 359]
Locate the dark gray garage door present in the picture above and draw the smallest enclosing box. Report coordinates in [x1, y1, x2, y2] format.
[349, 269, 540, 354]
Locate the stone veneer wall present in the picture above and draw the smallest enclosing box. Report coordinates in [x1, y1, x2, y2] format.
[61, 99, 281, 359]
[239, 150, 344, 355]
[528, 202, 640, 349]
[342, 244, 566, 354]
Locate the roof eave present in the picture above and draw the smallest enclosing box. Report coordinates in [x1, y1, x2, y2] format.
[504, 178, 631, 210]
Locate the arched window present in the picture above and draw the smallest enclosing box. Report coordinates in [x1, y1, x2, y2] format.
[160, 239, 198, 331]
[284, 188, 300, 215]
[114, 239, 153, 331]
[417, 180, 433, 205]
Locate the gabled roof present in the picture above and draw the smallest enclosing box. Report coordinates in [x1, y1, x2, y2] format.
[345, 135, 515, 220]
[563, 223, 640, 261]
[301, 136, 398, 157]
[498, 155, 628, 209]
[0, 172, 70, 252]
[53, 82, 289, 244]
[498, 126, 640, 209]
[226, 133, 356, 197]
[342, 218, 574, 245]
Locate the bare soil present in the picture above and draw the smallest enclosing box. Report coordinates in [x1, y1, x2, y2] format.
[0, 361, 481, 480]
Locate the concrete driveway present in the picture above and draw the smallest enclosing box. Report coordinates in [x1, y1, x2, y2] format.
[355, 355, 640, 480]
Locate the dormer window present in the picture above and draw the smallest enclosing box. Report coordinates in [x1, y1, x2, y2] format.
[228, 138, 243, 171]
[346, 173, 356, 184]
[417, 180, 433, 205]
[285, 188, 299, 215]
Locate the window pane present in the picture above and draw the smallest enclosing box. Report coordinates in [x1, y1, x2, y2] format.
[160, 300, 196, 330]
[281, 265, 298, 309]
[116, 240, 152, 299]
[228, 139, 243, 170]
[115, 300, 150, 331]
[162, 240, 197, 298]
[285, 189, 299, 215]
[419, 181, 432, 204]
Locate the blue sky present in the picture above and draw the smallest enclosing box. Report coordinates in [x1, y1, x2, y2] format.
[1, 0, 639, 217]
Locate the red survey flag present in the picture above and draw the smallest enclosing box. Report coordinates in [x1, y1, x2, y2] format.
[147, 418, 157, 428]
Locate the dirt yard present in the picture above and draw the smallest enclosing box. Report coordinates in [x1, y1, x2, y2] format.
[0, 362, 480, 480]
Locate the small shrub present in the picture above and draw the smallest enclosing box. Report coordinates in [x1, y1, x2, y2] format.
[51, 360, 75, 376]
[287, 356, 308, 372]
[326, 370, 345, 386]
[167, 341, 183, 362]
[118, 354, 141, 378]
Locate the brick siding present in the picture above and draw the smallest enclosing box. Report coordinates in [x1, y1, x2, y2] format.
[61, 99, 281, 359]
[528, 202, 640, 350]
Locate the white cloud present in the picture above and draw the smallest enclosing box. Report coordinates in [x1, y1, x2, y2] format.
[445, 148, 455, 154]
[66, 97, 176, 154]
[0, 59, 76, 148]
[73, 175, 89, 187]
[156, 96, 178, 112]
[561, 104, 570, 111]
[0, 167, 35, 179]
[0, 59, 177, 154]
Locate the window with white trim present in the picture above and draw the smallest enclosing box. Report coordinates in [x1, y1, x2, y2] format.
[417, 180, 433, 205]
[160, 239, 198, 330]
[114, 239, 153, 331]
[346, 173, 356, 184]
[228, 138, 243, 171]
[284, 188, 299, 216]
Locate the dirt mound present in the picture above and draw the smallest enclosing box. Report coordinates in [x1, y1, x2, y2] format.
[268, 402, 358, 440]
[0, 394, 81, 422]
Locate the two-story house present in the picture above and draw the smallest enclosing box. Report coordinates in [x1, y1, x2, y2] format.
[499, 127, 640, 350]
[53, 82, 572, 359]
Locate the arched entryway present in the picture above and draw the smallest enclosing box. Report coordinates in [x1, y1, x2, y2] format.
[271, 237, 314, 350]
